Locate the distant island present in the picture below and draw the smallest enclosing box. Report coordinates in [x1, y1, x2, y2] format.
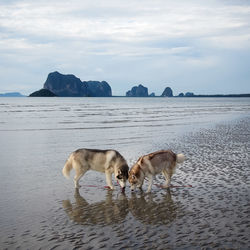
[0, 92, 25, 97]
[125, 85, 250, 98]
[126, 84, 150, 97]
[176, 92, 250, 98]
[29, 89, 57, 97]
[29, 71, 112, 97]
[162, 87, 173, 97]
[125, 85, 173, 97]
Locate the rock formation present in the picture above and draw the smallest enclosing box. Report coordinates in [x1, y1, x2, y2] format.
[126, 84, 148, 97]
[85, 81, 112, 97]
[185, 92, 194, 97]
[43, 71, 87, 97]
[161, 87, 173, 97]
[43, 71, 112, 97]
[29, 89, 57, 97]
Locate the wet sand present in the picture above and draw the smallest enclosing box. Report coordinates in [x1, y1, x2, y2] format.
[1, 116, 250, 249]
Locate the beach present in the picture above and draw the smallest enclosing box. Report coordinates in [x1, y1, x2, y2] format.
[0, 97, 249, 249]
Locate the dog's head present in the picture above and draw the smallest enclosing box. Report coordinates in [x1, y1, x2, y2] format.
[115, 164, 129, 191]
[128, 164, 143, 191]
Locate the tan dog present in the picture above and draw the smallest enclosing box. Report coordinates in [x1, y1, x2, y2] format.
[128, 150, 185, 192]
[63, 148, 129, 190]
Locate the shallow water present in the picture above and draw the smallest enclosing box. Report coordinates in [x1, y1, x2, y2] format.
[0, 97, 250, 249]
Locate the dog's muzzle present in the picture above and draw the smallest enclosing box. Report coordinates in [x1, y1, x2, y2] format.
[130, 184, 136, 191]
[118, 179, 126, 188]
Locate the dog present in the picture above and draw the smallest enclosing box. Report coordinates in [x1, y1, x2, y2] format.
[128, 150, 185, 192]
[62, 148, 129, 191]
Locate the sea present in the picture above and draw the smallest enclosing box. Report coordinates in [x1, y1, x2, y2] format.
[0, 97, 250, 249]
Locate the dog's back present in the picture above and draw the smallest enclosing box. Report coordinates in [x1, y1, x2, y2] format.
[140, 150, 179, 174]
[148, 150, 176, 165]
[63, 149, 123, 175]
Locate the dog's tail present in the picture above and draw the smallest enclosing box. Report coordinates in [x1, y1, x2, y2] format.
[176, 153, 185, 164]
[62, 157, 73, 179]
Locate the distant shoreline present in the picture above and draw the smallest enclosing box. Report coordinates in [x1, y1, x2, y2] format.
[112, 94, 250, 98]
[1, 93, 250, 98]
[178, 94, 250, 98]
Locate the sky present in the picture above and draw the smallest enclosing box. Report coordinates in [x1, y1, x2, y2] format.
[0, 0, 250, 96]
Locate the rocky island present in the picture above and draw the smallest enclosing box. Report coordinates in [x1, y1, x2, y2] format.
[126, 84, 148, 97]
[29, 89, 57, 97]
[126, 84, 158, 97]
[0, 92, 25, 97]
[161, 87, 173, 97]
[30, 71, 112, 97]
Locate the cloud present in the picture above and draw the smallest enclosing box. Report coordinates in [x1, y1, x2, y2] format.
[2, 0, 249, 44]
[0, 0, 250, 95]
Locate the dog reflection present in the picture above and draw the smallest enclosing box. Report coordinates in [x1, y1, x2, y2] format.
[63, 188, 177, 226]
[128, 189, 178, 225]
[63, 189, 129, 225]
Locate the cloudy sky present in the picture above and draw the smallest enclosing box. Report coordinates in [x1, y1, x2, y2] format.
[0, 0, 250, 96]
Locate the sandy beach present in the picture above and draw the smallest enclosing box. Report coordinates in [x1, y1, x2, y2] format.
[0, 98, 249, 249]
[1, 116, 249, 249]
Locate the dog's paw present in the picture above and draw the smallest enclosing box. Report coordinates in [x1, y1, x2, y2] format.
[108, 185, 114, 190]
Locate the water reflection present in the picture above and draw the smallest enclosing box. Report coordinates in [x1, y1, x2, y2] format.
[63, 189, 128, 225]
[129, 189, 177, 225]
[63, 189, 178, 225]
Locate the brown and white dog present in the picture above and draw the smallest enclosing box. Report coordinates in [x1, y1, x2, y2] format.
[128, 150, 185, 192]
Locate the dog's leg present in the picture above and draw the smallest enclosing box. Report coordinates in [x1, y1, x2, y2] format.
[74, 168, 87, 188]
[162, 170, 171, 188]
[105, 171, 114, 190]
[138, 179, 144, 190]
[146, 175, 153, 193]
